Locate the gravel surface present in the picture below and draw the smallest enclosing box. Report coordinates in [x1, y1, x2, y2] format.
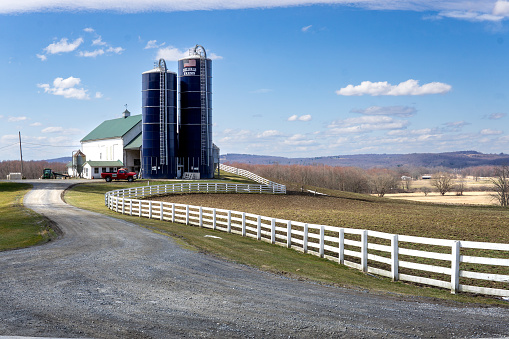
[0, 181, 508, 338]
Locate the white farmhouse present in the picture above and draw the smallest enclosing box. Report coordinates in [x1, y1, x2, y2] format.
[80, 110, 142, 179]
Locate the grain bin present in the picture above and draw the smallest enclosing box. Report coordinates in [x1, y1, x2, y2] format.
[142, 59, 178, 179]
[178, 45, 213, 179]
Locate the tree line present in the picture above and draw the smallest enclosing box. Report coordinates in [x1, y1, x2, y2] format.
[0, 160, 67, 179]
[225, 162, 509, 206]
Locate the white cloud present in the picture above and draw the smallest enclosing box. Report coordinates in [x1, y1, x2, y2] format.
[156, 46, 221, 61]
[78, 49, 105, 57]
[283, 134, 318, 146]
[480, 128, 503, 135]
[8, 116, 27, 122]
[107, 46, 125, 54]
[494, 1, 509, 16]
[288, 114, 311, 121]
[444, 121, 470, 130]
[436, 11, 503, 22]
[95, 92, 103, 99]
[83, 27, 95, 33]
[37, 76, 90, 100]
[156, 46, 188, 61]
[208, 52, 223, 60]
[487, 112, 506, 120]
[42, 126, 82, 135]
[351, 105, 416, 117]
[337, 79, 452, 96]
[301, 25, 312, 32]
[30, 122, 42, 126]
[36, 54, 47, 61]
[145, 40, 165, 49]
[0, 1, 498, 19]
[328, 115, 409, 134]
[257, 130, 282, 138]
[92, 36, 107, 46]
[42, 126, 64, 133]
[43, 38, 83, 55]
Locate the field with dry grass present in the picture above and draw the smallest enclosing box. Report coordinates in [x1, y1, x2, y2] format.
[148, 189, 509, 244]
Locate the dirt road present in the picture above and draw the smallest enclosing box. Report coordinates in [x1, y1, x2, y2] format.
[0, 181, 508, 338]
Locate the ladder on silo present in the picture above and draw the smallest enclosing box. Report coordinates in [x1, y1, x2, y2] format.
[159, 67, 167, 165]
[199, 56, 209, 167]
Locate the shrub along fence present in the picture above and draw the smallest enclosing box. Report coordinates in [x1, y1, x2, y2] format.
[105, 181, 509, 298]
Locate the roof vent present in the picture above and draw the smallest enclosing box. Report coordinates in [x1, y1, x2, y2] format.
[123, 108, 131, 118]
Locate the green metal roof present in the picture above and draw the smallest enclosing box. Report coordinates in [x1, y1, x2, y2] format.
[83, 160, 124, 167]
[124, 133, 142, 150]
[81, 115, 142, 142]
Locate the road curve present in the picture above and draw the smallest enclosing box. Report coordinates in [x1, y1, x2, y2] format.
[0, 181, 508, 338]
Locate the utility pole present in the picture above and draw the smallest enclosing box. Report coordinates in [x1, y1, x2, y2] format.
[19, 131, 23, 178]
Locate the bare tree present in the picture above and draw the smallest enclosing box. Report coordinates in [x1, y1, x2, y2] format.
[455, 179, 466, 196]
[490, 165, 509, 207]
[421, 187, 431, 196]
[370, 172, 399, 197]
[431, 172, 454, 196]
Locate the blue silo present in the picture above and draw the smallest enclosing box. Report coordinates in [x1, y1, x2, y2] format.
[178, 45, 214, 179]
[142, 59, 178, 179]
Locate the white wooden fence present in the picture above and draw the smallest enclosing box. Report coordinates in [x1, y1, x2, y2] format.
[219, 164, 286, 194]
[104, 185, 509, 298]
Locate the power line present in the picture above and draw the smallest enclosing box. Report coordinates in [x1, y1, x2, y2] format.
[0, 142, 19, 150]
[22, 141, 81, 148]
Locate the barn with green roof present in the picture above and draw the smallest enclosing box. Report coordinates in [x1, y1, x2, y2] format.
[80, 110, 142, 179]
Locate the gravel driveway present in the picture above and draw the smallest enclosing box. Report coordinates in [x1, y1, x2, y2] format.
[0, 181, 508, 338]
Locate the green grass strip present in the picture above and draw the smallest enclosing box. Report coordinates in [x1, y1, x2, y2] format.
[0, 182, 58, 251]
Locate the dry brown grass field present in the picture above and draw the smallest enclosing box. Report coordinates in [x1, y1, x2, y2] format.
[384, 191, 495, 205]
[386, 176, 496, 205]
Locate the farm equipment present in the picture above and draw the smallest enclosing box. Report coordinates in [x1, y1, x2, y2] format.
[42, 168, 70, 179]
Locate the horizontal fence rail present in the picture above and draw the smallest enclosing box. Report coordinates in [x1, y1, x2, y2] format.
[104, 171, 509, 298]
[219, 164, 286, 194]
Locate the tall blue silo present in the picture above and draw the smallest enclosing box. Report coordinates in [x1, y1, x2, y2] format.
[142, 59, 178, 179]
[178, 45, 214, 179]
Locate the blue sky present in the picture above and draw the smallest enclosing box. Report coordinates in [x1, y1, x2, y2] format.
[1, 1, 509, 160]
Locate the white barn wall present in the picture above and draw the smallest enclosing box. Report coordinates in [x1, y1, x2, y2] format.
[82, 138, 123, 163]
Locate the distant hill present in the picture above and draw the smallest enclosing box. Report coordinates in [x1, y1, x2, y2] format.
[44, 157, 72, 163]
[221, 151, 509, 169]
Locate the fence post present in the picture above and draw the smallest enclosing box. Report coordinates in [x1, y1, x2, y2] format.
[257, 216, 261, 240]
[319, 226, 325, 258]
[148, 201, 152, 219]
[361, 230, 368, 273]
[451, 241, 460, 294]
[391, 234, 399, 281]
[303, 223, 308, 253]
[287, 221, 292, 248]
[186, 205, 190, 225]
[212, 209, 216, 230]
[227, 211, 232, 233]
[242, 212, 246, 236]
[121, 198, 125, 215]
[338, 228, 344, 265]
[138, 200, 142, 217]
[271, 219, 276, 244]
[171, 203, 175, 223]
[129, 199, 133, 216]
[115, 197, 119, 213]
[199, 207, 203, 227]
